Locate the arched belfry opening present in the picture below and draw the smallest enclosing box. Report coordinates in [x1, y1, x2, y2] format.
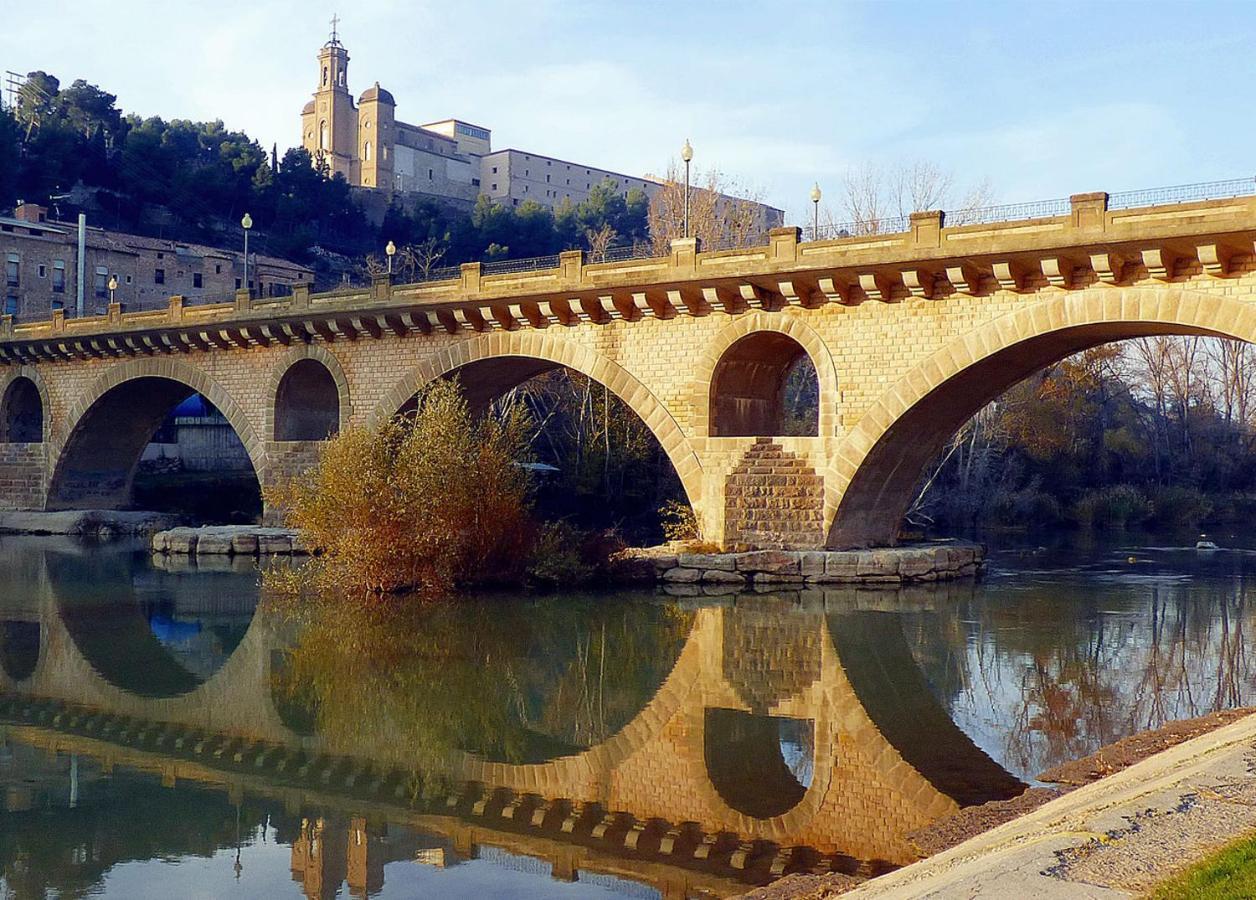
[1, 377, 43, 443]
[275, 359, 340, 442]
[710, 332, 819, 436]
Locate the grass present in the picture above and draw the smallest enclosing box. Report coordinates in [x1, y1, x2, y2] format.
[1147, 831, 1256, 899]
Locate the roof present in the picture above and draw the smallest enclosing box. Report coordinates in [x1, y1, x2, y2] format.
[29, 219, 313, 273]
[359, 82, 395, 105]
[301, 100, 315, 115]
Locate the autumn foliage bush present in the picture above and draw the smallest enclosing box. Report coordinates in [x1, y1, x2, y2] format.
[266, 378, 534, 596]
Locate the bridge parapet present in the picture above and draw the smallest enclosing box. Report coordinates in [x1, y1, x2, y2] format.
[3, 185, 1256, 363]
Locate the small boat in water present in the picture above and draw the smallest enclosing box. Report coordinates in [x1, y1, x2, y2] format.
[1196, 540, 1220, 551]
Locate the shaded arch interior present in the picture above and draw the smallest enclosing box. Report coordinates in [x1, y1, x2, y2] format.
[704, 707, 812, 819]
[1, 377, 43, 443]
[46, 377, 259, 512]
[828, 321, 1220, 548]
[710, 331, 818, 436]
[274, 359, 341, 442]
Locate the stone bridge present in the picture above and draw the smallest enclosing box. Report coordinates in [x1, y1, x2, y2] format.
[6, 185, 1255, 547]
[0, 543, 1021, 878]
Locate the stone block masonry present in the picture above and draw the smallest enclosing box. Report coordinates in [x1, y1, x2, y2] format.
[633, 540, 985, 587]
[5, 189, 1256, 549]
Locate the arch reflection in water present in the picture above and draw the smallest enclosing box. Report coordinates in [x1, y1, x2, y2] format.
[35, 541, 261, 698]
[1, 539, 1029, 897]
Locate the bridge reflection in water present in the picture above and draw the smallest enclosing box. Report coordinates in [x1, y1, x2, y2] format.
[0, 538, 1024, 898]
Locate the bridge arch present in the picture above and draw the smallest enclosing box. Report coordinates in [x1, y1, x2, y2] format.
[0, 367, 49, 444]
[692, 314, 838, 438]
[369, 332, 705, 512]
[827, 286, 1256, 547]
[45, 359, 264, 511]
[265, 346, 352, 442]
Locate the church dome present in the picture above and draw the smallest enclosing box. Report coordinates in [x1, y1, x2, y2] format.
[301, 100, 315, 115]
[359, 82, 395, 105]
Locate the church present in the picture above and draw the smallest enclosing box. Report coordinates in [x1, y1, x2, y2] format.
[300, 22, 783, 227]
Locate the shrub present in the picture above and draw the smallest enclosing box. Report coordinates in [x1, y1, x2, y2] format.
[1072, 484, 1152, 529]
[659, 499, 699, 543]
[1149, 485, 1213, 530]
[266, 378, 534, 596]
[526, 520, 596, 587]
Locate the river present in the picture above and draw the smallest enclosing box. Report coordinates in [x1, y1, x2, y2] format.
[1, 530, 1254, 898]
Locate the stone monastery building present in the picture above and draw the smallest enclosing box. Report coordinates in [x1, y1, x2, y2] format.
[300, 23, 783, 226]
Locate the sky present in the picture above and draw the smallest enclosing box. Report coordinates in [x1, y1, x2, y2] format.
[2, 0, 1255, 223]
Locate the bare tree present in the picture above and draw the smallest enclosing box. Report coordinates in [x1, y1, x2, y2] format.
[401, 237, 448, 281]
[839, 160, 995, 234]
[585, 224, 616, 263]
[647, 162, 770, 254]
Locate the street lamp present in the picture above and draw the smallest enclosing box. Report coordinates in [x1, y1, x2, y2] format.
[810, 183, 822, 239]
[385, 240, 397, 276]
[107, 275, 118, 306]
[241, 213, 253, 295]
[680, 139, 693, 239]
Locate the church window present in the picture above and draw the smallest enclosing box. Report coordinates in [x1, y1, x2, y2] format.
[364, 141, 372, 161]
[382, 147, 388, 160]
[491, 183, 497, 191]
[428, 169, 434, 180]
[322, 66, 328, 86]
[338, 71, 345, 87]
[364, 119, 371, 129]
[319, 121, 329, 150]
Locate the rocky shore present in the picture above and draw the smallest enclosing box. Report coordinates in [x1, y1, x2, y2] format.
[624, 540, 985, 589]
[0, 509, 182, 537]
[151, 525, 310, 557]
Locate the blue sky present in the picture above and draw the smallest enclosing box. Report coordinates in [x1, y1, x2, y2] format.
[2, 0, 1254, 222]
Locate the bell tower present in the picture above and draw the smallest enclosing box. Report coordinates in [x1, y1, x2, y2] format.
[301, 15, 359, 182]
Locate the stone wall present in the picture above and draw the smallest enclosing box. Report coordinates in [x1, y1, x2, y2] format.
[0, 444, 45, 510]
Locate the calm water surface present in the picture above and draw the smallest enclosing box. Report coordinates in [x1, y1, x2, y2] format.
[3, 531, 1256, 898]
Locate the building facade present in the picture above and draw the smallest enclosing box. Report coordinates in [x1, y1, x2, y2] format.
[299, 30, 784, 231]
[1, 203, 313, 321]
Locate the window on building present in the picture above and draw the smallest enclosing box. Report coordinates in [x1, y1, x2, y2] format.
[428, 169, 433, 180]
[322, 66, 328, 86]
[491, 183, 497, 191]
[512, 199, 519, 206]
[37, 264, 47, 278]
[94, 267, 108, 299]
[4, 294, 17, 317]
[215, 263, 222, 274]
[235, 278, 242, 289]
[546, 174, 550, 183]
[491, 166, 498, 174]
[155, 268, 165, 285]
[364, 119, 372, 129]
[472, 178, 480, 186]
[525, 169, 529, 177]
[523, 185, 528, 193]
[364, 141, 372, 161]
[546, 160, 551, 166]
[193, 273, 203, 288]
[4, 253, 17, 287]
[51, 298, 63, 312]
[587, 183, 591, 189]
[320, 121, 328, 150]
[52, 260, 65, 293]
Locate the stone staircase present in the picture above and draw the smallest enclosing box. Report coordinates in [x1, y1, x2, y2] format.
[723, 438, 825, 551]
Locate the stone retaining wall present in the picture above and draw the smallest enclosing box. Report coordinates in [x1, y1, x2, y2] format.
[152, 525, 310, 557]
[631, 541, 984, 589]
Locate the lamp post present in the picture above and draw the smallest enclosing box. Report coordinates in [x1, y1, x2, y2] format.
[107, 275, 118, 307]
[385, 240, 396, 276]
[241, 213, 253, 295]
[810, 182, 822, 239]
[680, 139, 693, 239]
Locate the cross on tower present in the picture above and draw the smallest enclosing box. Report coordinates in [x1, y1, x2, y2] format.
[329, 14, 340, 44]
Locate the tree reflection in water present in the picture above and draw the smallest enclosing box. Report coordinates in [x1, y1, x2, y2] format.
[268, 591, 693, 778]
[899, 558, 1256, 780]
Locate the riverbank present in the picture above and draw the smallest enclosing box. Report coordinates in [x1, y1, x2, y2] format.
[749, 709, 1256, 899]
[0, 509, 182, 537]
